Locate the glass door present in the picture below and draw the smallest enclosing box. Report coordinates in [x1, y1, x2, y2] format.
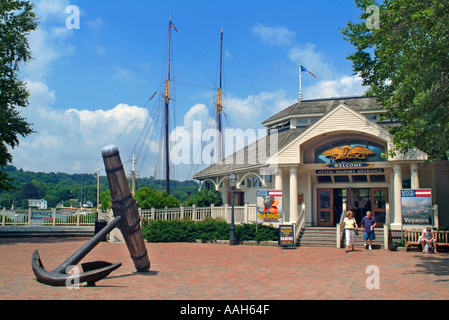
[371, 188, 388, 227]
[317, 189, 333, 226]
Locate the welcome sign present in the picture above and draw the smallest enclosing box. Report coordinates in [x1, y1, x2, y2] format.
[401, 189, 433, 225]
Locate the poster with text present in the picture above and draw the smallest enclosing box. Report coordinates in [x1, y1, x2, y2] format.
[257, 189, 282, 223]
[401, 189, 433, 225]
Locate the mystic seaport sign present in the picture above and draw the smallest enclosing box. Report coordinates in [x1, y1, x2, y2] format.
[317, 162, 383, 175]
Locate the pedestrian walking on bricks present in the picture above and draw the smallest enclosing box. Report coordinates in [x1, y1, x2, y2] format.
[361, 211, 376, 250]
[342, 210, 358, 253]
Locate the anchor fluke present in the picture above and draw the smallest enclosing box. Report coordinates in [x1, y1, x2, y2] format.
[32, 249, 121, 287]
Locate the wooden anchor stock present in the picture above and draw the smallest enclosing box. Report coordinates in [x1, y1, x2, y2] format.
[102, 145, 150, 272]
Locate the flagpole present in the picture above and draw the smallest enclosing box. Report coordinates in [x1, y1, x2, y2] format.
[298, 60, 302, 102]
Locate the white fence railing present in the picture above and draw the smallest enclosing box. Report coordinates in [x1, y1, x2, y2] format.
[139, 204, 257, 224]
[1, 204, 258, 227]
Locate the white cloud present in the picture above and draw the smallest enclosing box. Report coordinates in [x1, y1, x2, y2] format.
[12, 100, 150, 174]
[86, 17, 105, 29]
[287, 43, 366, 99]
[288, 43, 333, 79]
[25, 0, 74, 80]
[303, 75, 366, 100]
[224, 90, 296, 129]
[252, 23, 296, 46]
[113, 66, 136, 81]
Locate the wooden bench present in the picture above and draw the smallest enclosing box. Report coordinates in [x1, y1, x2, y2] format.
[404, 229, 449, 252]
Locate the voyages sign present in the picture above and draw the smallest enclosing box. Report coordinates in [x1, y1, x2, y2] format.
[401, 189, 433, 225]
[256, 189, 282, 223]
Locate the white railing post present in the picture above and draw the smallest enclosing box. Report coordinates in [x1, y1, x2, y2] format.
[52, 208, 56, 226]
[28, 207, 32, 226]
[193, 204, 197, 221]
[244, 203, 248, 224]
[336, 224, 341, 248]
[1, 207, 5, 226]
[180, 205, 184, 219]
[76, 209, 80, 226]
[384, 203, 390, 250]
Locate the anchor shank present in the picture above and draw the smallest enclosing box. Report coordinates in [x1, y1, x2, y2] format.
[54, 215, 123, 274]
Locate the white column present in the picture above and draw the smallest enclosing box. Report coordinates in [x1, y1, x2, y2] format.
[289, 167, 298, 223]
[393, 164, 402, 225]
[410, 164, 419, 189]
[275, 168, 283, 190]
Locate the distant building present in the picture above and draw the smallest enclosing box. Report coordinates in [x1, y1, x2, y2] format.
[83, 201, 93, 208]
[28, 199, 48, 210]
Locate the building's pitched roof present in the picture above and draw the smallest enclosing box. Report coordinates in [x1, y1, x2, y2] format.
[193, 128, 305, 179]
[262, 95, 381, 126]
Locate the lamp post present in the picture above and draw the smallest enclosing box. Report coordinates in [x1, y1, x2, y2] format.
[229, 173, 236, 246]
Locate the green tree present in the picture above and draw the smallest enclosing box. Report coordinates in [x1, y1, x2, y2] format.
[135, 186, 180, 209]
[0, 193, 13, 208]
[100, 189, 111, 211]
[340, 0, 449, 160]
[0, 0, 38, 191]
[184, 189, 223, 207]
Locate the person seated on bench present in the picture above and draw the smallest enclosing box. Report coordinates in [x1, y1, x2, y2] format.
[418, 227, 439, 254]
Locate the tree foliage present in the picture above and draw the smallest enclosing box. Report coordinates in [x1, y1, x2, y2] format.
[184, 189, 223, 207]
[341, 0, 449, 160]
[0, 0, 38, 190]
[135, 186, 181, 209]
[0, 165, 200, 209]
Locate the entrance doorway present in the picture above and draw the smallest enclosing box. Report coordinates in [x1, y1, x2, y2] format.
[317, 188, 387, 227]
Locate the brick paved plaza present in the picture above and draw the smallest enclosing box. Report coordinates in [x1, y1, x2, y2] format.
[1, 238, 448, 301]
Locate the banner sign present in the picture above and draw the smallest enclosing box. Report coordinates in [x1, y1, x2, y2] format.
[256, 189, 282, 223]
[401, 189, 433, 225]
[316, 168, 384, 175]
[31, 211, 52, 220]
[279, 225, 295, 247]
[322, 162, 374, 169]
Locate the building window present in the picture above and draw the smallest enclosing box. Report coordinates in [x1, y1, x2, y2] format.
[317, 176, 332, 183]
[370, 175, 385, 183]
[334, 175, 350, 183]
[352, 175, 368, 183]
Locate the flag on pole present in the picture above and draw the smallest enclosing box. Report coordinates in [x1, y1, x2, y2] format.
[301, 65, 319, 78]
[169, 21, 178, 32]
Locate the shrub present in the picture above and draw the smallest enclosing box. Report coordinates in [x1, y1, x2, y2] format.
[142, 218, 278, 244]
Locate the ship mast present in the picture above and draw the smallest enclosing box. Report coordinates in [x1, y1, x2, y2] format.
[164, 17, 173, 194]
[216, 28, 224, 162]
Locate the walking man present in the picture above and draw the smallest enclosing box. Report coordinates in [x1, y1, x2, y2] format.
[361, 211, 376, 250]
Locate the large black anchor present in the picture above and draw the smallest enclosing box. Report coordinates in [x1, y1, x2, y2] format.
[31, 216, 123, 286]
[32, 145, 150, 286]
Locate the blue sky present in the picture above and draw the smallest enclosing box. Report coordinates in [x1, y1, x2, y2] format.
[12, 0, 368, 180]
